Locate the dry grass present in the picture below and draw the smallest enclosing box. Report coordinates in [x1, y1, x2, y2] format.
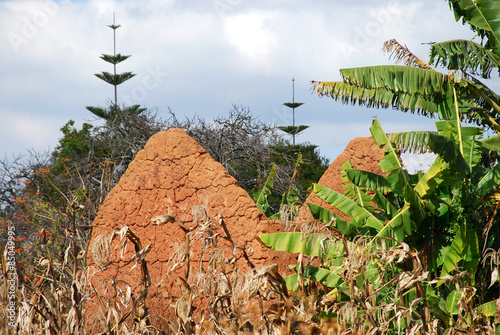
[82, 205, 371, 334]
[1, 206, 497, 334]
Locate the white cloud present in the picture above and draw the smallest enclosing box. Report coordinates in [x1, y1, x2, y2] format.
[401, 152, 436, 174]
[224, 12, 278, 66]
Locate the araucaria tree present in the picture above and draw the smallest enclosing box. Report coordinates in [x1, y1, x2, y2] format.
[279, 77, 308, 146]
[86, 13, 145, 120]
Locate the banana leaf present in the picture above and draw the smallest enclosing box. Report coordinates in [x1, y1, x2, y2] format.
[425, 285, 451, 325]
[346, 169, 392, 194]
[414, 156, 447, 198]
[437, 222, 480, 284]
[307, 203, 359, 236]
[428, 133, 470, 175]
[367, 204, 411, 243]
[252, 163, 276, 217]
[341, 162, 373, 207]
[313, 184, 384, 230]
[463, 228, 480, 285]
[371, 191, 399, 219]
[259, 232, 345, 259]
[481, 135, 500, 152]
[438, 224, 465, 279]
[387, 131, 433, 154]
[446, 289, 461, 315]
[429, 39, 500, 78]
[475, 299, 499, 317]
[370, 119, 403, 173]
[477, 162, 500, 197]
[312, 80, 449, 117]
[340, 66, 449, 97]
[287, 266, 344, 290]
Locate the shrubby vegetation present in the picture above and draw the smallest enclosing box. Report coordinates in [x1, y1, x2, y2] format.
[0, 105, 328, 221]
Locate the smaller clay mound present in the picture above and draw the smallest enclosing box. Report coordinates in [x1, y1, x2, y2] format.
[297, 137, 385, 222]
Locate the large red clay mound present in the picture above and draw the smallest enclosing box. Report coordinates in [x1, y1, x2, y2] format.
[85, 129, 293, 332]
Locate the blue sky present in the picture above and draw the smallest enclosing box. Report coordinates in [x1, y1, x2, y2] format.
[0, 0, 490, 165]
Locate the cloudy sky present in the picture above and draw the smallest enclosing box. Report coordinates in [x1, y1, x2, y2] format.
[0, 0, 491, 166]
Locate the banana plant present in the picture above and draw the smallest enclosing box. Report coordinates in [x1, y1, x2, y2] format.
[372, 120, 482, 279]
[253, 154, 305, 220]
[260, 115, 498, 330]
[283, 3, 500, 328]
[312, 38, 500, 137]
[445, 0, 500, 57]
[309, 16, 500, 299]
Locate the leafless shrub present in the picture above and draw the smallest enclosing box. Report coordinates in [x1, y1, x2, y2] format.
[0, 151, 50, 219]
[93, 108, 166, 170]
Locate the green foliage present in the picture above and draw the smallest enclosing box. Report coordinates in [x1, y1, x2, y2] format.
[283, 102, 304, 109]
[312, 66, 455, 120]
[476, 298, 498, 317]
[437, 222, 479, 283]
[262, 118, 497, 331]
[295, 144, 330, 191]
[313, 47, 500, 135]
[86, 104, 146, 122]
[313, 183, 382, 230]
[252, 164, 276, 217]
[253, 147, 328, 220]
[278, 125, 309, 135]
[308, 202, 359, 236]
[52, 120, 94, 161]
[100, 53, 131, 64]
[477, 163, 500, 197]
[94, 71, 135, 86]
[481, 135, 500, 152]
[260, 232, 346, 259]
[266, 143, 328, 215]
[280, 79, 307, 145]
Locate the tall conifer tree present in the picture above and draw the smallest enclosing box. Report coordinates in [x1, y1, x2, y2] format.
[279, 78, 308, 146]
[86, 13, 145, 121]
